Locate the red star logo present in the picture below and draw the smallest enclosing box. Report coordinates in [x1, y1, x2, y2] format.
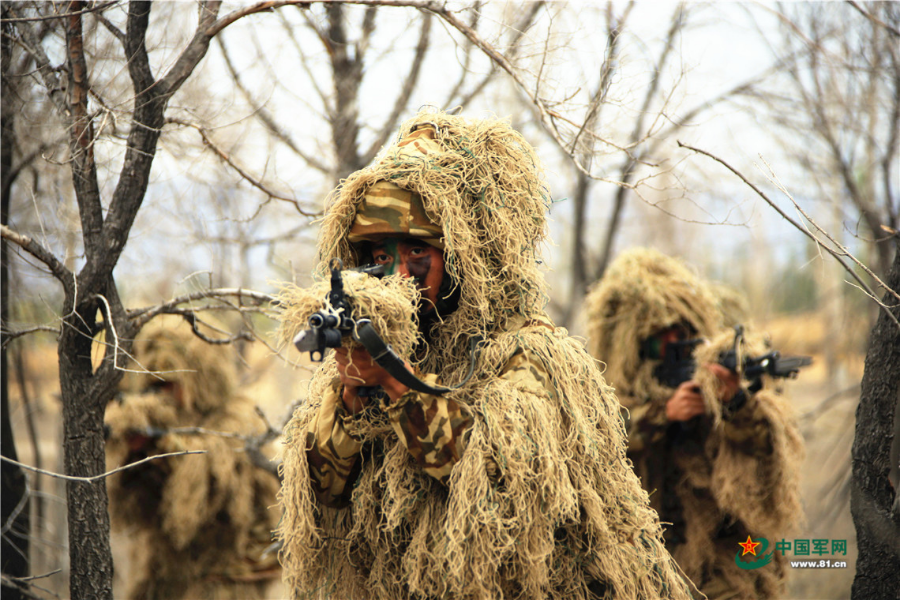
[738, 535, 761, 557]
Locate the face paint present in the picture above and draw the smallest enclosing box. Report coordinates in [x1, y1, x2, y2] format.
[371, 239, 401, 276]
[371, 238, 446, 313]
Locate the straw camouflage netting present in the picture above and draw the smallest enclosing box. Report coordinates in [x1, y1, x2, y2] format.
[276, 110, 694, 599]
[105, 316, 281, 600]
[584, 248, 804, 599]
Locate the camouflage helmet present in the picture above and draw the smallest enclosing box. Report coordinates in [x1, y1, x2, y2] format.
[347, 180, 444, 249]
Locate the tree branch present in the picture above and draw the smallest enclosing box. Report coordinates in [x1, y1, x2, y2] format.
[127, 287, 275, 329]
[0, 451, 207, 483]
[215, 34, 330, 174]
[1, 224, 74, 294]
[157, 1, 222, 98]
[678, 141, 900, 330]
[0, 1, 119, 24]
[846, 0, 900, 38]
[362, 11, 431, 162]
[65, 1, 105, 261]
[167, 118, 320, 217]
[1, 326, 62, 347]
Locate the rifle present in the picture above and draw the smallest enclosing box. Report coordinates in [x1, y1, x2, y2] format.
[653, 325, 812, 394]
[292, 259, 386, 362]
[292, 258, 481, 396]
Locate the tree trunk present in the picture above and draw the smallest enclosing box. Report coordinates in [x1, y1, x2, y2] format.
[851, 241, 900, 599]
[1, 8, 31, 595]
[58, 292, 116, 599]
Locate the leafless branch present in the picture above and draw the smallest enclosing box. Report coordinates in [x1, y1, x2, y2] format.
[846, 0, 900, 38]
[761, 157, 900, 306]
[678, 141, 900, 330]
[1, 224, 74, 294]
[362, 11, 432, 162]
[179, 311, 255, 345]
[0, 573, 59, 600]
[0, 1, 119, 24]
[1, 451, 207, 483]
[1, 326, 61, 347]
[127, 288, 275, 329]
[156, 1, 223, 98]
[215, 33, 330, 174]
[167, 118, 321, 217]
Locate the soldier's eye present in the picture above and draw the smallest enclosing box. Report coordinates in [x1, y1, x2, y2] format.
[373, 252, 392, 264]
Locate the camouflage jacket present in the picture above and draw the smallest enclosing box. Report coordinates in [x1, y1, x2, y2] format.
[620, 385, 803, 599]
[306, 349, 549, 508]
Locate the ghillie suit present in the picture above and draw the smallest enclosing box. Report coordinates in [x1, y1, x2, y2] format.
[276, 110, 693, 600]
[585, 248, 804, 600]
[708, 281, 750, 329]
[105, 316, 281, 600]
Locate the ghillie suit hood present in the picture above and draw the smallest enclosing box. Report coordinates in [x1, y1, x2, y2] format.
[585, 248, 804, 599]
[105, 316, 281, 600]
[277, 111, 693, 599]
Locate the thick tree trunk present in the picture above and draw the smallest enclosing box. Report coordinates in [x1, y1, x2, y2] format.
[58, 294, 116, 599]
[851, 241, 900, 599]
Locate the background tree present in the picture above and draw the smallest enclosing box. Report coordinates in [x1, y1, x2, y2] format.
[851, 241, 900, 598]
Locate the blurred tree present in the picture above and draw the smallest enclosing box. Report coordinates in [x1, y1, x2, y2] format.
[750, 1, 899, 282]
[851, 241, 900, 598]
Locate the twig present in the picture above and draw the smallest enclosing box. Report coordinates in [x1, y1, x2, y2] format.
[167, 118, 320, 217]
[846, 0, 900, 38]
[127, 288, 275, 328]
[677, 141, 900, 331]
[1, 326, 61, 346]
[6, 570, 63, 583]
[0, 573, 59, 600]
[1, 451, 207, 483]
[179, 312, 255, 345]
[1, 224, 75, 295]
[0, 1, 119, 23]
[761, 157, 900, 306]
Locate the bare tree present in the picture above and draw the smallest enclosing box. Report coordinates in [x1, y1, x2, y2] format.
[1, 2, 269, 596]
[747, 1, 899, 281]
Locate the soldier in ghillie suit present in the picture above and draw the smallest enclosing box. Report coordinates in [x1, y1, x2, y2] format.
[105, 316, 281, 600]
[585, 248, 804, 600]
[275, 110, 694, 600]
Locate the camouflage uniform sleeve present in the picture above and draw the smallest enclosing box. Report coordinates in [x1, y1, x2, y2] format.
[306, 382, 365, 507]
[384, 373, 473, 484]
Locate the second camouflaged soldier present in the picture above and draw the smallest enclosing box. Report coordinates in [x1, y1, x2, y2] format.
[105, 316, 281, 600]
[585, 247, 805, 600]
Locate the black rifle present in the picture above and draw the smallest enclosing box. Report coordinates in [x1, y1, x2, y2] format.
[292, 259, 386, 362]
[653, 325, 812, 394]
[292, 258, 481, 396]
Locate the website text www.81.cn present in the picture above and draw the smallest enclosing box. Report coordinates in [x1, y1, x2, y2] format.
[790, 559, 848, 569]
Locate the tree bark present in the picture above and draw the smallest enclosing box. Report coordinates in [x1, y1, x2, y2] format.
[851, 240, 900, 599]
[1, 7, 31, 596]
